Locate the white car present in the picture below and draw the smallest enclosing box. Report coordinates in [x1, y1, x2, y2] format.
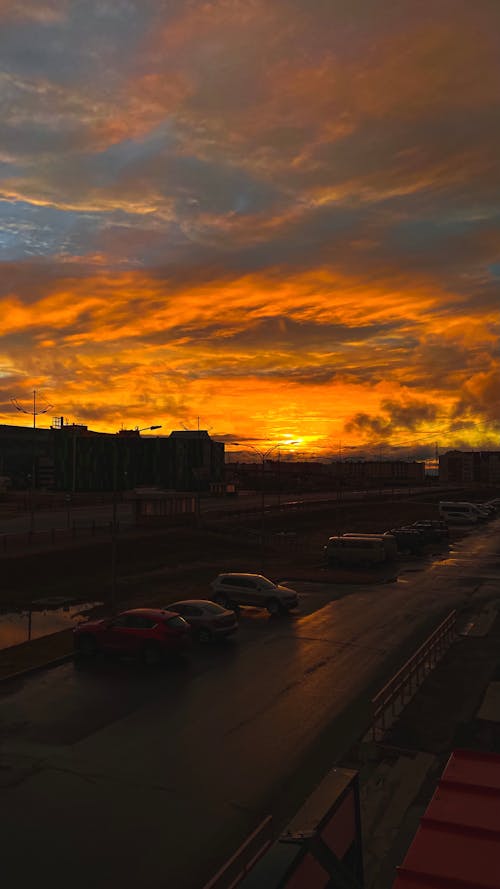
[210, 573, 298, 615]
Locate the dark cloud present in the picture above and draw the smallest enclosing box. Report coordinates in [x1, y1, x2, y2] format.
[214, 315, 401, 349]
[345, 398, 440, 437]
[452, 366, 500, 426]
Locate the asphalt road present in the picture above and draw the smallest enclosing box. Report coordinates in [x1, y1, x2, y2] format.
[0, 521, 499, 889]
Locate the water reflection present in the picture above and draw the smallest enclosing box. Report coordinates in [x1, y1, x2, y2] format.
[0, 601, 103, 650]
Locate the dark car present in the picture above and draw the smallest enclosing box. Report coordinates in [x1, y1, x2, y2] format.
[73, 608, 191, 664]
[411, 520, 450, 542]
[165, 599, 238, 643]
[389, 527, 426, 555]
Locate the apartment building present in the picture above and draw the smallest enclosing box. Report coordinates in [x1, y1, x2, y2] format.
[439, 450, 500, 484]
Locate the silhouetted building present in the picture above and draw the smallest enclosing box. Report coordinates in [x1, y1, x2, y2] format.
[439, 450, 500, 484]
[0, 422, 224, 492]
[329, 459, 425, 485]
[169, 430, 225, 491]
[232, 459, 425, 492]
[0, 424, 53, 488]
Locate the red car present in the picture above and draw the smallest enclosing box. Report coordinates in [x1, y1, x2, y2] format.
[73, 608, 191, 665]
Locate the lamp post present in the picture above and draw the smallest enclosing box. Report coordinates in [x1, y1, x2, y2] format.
[110, 423, 162, 612]
[110, 436, 118, 614]
[11, 389, 53, 531]
[246, 442, 298, 567]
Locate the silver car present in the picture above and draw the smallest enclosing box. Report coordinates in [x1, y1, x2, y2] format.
[210, 573, 298, 615]
[165, 599, 238, 643]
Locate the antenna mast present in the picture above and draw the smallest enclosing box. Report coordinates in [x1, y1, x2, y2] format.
[10, 388, 54, 500]
[11, 389, 53, 429]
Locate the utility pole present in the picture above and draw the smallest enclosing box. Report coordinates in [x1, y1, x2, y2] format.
[111, 436, 118, 614]
[246, 443, 283, 569]
[11, 389, 53, 531]
[277, 448, 281, 509]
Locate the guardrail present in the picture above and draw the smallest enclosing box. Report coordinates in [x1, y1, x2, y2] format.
[202, 815, 273, 889]
[371, 610, 457, 741]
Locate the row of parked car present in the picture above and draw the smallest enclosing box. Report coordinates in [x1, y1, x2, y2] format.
[73, 499, 498, 664]
[324, 500, 499, 567]
[324, 520, 449, 567]
[438, 499, 500, 524]
[73, 572, 300, 663]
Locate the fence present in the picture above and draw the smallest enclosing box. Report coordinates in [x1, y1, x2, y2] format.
[202, 816, 273, 889]
[371, 610, 457, 741]
[0, 520, 122, 554]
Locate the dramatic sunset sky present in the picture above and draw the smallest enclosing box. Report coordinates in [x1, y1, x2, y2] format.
[1, 0, 499, 458]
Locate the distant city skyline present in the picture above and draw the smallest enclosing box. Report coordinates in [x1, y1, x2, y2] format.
[1, 1, 499, 455]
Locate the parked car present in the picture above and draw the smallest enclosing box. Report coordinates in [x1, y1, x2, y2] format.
[410, 520, 450, 542]
[437, 506, 478, 525]
[342, 532, 398, 560]
[479, 502, 498, 516]
[439, 501, 489, 522]
[165, 599, 238, 642]
[325, 536, 388, 567]
[398, 524, 434, 545]
[484, 499, 500, 511]
[389, 527, 426, 555]
[210, 573, 298, 615]
[73, 608, 191, 664]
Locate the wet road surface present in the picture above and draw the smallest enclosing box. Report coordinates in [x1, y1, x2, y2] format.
[0, 521, 499, 888]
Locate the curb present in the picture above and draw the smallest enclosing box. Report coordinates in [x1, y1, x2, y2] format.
[0, 651, 74, 684]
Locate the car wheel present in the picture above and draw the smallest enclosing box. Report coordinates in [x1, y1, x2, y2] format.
[197, 627, 212, 644]
[141, 642, 163, 666]
[76, 634, 97, 657]
[266, 597, 281, 616]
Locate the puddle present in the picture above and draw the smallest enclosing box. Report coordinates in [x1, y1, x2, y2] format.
[0, 601, 103, 650]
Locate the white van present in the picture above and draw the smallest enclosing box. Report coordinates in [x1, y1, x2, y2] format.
[439, 502, 486, 524]
[325, 536, 388, 567]
[342, 532, 398, 560]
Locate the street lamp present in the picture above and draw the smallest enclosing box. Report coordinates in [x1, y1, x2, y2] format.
[110, 423, 162, 612]
[12, 389, 53, 531]
[246, 444, 280, 520]
[244, 442, 298, 567]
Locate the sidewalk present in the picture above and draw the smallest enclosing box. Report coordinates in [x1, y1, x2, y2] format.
[0, 628, 73, 681]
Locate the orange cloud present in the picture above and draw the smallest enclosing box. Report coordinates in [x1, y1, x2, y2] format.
[1, 260, 497, 448]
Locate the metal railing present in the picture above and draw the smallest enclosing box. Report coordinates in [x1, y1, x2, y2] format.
[371, 610, 457, 741]
[202, 815, 273, 889]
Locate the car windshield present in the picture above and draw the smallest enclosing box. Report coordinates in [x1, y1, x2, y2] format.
[258, 578, 276, 589]
[167, 616, 188, 629]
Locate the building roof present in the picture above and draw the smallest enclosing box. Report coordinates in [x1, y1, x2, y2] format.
[170, 429, 210, 436]
[393, 749, 500, 889]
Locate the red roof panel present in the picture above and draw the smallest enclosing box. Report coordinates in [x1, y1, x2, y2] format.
[392, 750, 500, 889]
